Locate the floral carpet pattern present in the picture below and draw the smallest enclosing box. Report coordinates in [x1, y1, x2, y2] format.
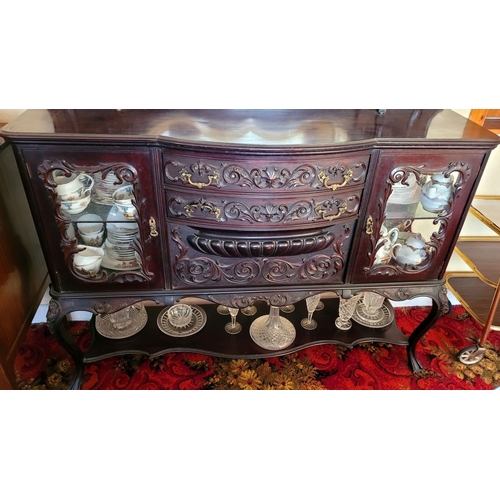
[14, 305, 500, 390]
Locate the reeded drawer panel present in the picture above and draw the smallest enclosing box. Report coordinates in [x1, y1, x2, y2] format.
[163, 151, 369, 193]
[166, 186, 362, 229]
[166, 221, 355, 289]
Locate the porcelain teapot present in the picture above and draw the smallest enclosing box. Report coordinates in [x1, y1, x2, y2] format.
[420, 173, 453, 212]
[392, 233, 429, 266]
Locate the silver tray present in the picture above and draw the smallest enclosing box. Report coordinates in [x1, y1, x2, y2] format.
[352, 302, 394, 329]
[157, 305, 207, 337]
[95, 305, 148, 339]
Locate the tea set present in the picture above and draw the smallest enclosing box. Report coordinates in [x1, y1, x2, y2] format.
[374, 222, 430, 267]
[55, 172, 94, 215]
[54, 170, 138, 276]
[420, 173, 453, 213]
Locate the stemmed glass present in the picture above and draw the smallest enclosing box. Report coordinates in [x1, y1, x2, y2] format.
[249, 305, 296, 350]
[224, 307, 242, 334]
[280, 304, 295, 313]
[217, 305, 230, 315]
[335, 295, 360, 330]
[241, 305, 257, 316]
[300, 294, 321, 330]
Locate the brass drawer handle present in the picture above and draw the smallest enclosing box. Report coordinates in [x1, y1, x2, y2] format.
[149, 217, 159, 237]
[315, 203, 347, 221]
[180, 168, 220, 189]
[366, 215, 373, 235]
[184, 201, 221, 220]
[318, 169, 353, 191]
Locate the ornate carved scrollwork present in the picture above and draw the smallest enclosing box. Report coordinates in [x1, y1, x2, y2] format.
[38, 159, 153, 283]
[171, 224, 350, 287]
[165, 158, 367, 191]
[187, 229, 336, 258]
[169, 194, 359, 225]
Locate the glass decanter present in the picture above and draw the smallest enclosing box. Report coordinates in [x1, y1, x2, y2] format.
[249, 305, 296, 350]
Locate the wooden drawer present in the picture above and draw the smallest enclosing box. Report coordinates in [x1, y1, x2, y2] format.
[166, 220, 355, 289]
[165, 186, 363, 230]
[162, 150, 369, 193]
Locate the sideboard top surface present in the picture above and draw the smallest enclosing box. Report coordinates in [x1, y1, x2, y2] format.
[1, 109, 499, 151]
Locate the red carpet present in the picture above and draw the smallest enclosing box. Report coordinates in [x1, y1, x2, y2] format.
[14, 305, 500, 390]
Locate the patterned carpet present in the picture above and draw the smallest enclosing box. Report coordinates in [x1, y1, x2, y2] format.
[14, 305, 500, 390]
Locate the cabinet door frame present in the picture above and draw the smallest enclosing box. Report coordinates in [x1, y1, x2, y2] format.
[350, 149, 489, 284]
[19, 145, 165, 292]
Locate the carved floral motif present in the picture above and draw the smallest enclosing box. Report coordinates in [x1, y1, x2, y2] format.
[165, 159, 367, 190]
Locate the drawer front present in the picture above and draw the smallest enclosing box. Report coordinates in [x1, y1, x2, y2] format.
[166, 186, 362, 229]
[166, 221, 355, 289]
[163, 151, 369, 193]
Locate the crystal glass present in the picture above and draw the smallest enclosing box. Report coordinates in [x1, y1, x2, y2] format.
[217, 305, 230, 315]
[335, 295, 360, 330]
[241, 305, 257, 316]
[249, 305, 296, 350]
[300, 294, 321, 330]
[354, 291, 389, 326]
[280, 305, 295, 313]
[225, 307, 242, 334]
[167, 304, 193, 328]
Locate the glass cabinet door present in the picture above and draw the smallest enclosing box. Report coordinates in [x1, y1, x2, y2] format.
[22, 147, 164, 291]
[351, 150, 487, 283]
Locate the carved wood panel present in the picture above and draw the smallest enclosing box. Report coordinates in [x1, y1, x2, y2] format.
[167, 221, 355, 289]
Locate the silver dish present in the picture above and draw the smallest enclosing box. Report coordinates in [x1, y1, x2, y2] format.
[352, 302, 394, 329]
[95, 303, 148, 339]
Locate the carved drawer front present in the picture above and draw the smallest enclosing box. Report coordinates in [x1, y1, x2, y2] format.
[162, 151, 369, 193]
[166, 221, 355, 289]
[166, 186, 363, 229]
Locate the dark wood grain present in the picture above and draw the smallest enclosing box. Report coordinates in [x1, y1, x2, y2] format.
[1, 110, 498, 387]
[2, 109, 499, 148]
[0, 143, 48, 389]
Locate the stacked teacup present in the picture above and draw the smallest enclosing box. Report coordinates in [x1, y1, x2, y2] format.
[77, 214, 105, 247]
[54, 172, 94, 215]
[112, 185, 137, 219]
[73, 245, 104, 276]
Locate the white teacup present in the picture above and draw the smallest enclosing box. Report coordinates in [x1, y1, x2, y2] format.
[74, 245, 105, 266]
[60, 192, 92, 215]
[77, 214, 104, 234]
[80, 228, 105, 247]
[380, 223, 399, 245]
[54, 173, 94, 200]
[112, 185, 136, 219]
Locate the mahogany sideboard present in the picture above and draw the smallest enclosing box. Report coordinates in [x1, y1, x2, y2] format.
[1, 109, 498, 389]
